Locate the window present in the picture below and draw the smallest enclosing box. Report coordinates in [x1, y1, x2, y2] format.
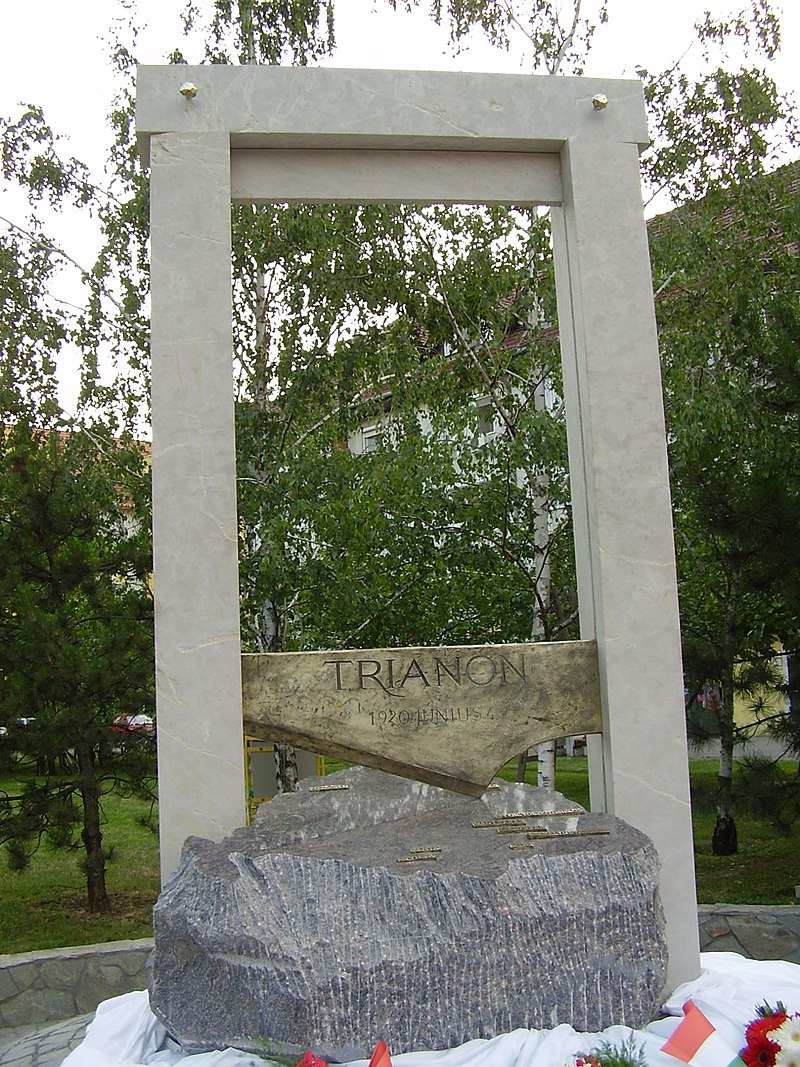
[472, 399, 498, 447]
[362, 425, 380, 453]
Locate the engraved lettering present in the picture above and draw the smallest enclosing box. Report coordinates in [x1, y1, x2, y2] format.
[358, 660, 390, 693]
[398, 658, 431, 688]
[368, 705, 483, 727]
[500, 655, 526, 684]
[434, 658, 462, 686]
[324, 652, 528, 691]
[325, 659, 353, 690]
[465, 655, 497, 685]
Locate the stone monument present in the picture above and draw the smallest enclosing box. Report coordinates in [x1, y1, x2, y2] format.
[149, 768, 667, 1057]
[136, 66, 700, 992]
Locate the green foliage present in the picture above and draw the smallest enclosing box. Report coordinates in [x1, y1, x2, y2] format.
[0, 231, 66, 423]
[0, 420, 155, 910]
[634, 0, 800, 848]
[394, 0, 608, 74]
[636, 0, 794, 208]
[231, 199, 575, 657]
[0, 107, 95, 209]
[651, 159, 800, 849]
[735, 758, 800, 831]
[0, 101, 151, 429]
[584, 1035, 648, 1067]
[184, 0, 336, 64]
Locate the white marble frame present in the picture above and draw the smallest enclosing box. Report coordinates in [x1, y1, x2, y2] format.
[137, 65, 699, 988]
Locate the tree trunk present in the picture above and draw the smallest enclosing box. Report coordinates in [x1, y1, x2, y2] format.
[516, 441, 554, 788]
[532, 451, 556, 790]
[275, 743, 299, 793]
[515, 750, 530, 782]
[76, 743, 110, 912]
[786, 649, 800, 776]
[537, 740, 556, 790]
[712, 658, 738, 855]
[253, 599, 299, 793]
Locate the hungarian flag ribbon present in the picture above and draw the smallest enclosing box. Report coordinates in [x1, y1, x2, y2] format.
[662, 1000, 747, 1067]
[369, 1040, 392, 1067]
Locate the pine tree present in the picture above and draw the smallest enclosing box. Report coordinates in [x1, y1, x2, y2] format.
[0, 420, 154, 911]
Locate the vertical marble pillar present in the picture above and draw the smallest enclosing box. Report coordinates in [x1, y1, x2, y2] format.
[552, 138, 700, 988]
[149, 131, 246, 881]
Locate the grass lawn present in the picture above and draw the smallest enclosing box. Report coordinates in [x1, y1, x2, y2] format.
[0, 776, 160, 954]
[0, 756, 797, 954]
[551, 757, 800, 906]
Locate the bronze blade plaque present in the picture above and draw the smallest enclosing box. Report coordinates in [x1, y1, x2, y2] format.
[241, 641, 601, 796]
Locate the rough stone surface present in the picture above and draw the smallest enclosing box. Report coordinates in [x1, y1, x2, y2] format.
[2, 907, 799, 1060]
[149, 768, 667, 1059]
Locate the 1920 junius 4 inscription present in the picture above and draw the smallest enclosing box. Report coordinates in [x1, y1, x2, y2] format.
[241, 640, 601, 795]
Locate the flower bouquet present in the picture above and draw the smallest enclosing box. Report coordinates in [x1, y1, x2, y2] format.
[741, 1004, 800, 1067]
[660, 999, 799, 1067]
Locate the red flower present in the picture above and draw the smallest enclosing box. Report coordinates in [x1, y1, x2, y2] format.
[747, 1015, 788, 1043]
[297, 1052, 328, 1067]
[742, 1031, 782, 1067]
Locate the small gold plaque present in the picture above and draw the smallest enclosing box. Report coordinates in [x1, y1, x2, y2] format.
[509, 828, 611, 849]
[472, 818, 526, 829]
[503, 807, 584, 819]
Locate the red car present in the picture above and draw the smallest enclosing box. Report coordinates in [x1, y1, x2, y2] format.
[110, 714, 155, 739]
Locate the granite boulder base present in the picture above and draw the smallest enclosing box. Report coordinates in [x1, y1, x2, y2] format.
[148, 768, 667, 1059]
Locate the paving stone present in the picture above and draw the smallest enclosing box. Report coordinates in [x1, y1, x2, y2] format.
[703, 932, 749, 955]
[698, 908, 800, 966]
[39, 955, 84, 990]
[0, 1014, 90, 1067]
[770, 914, 800, 936]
